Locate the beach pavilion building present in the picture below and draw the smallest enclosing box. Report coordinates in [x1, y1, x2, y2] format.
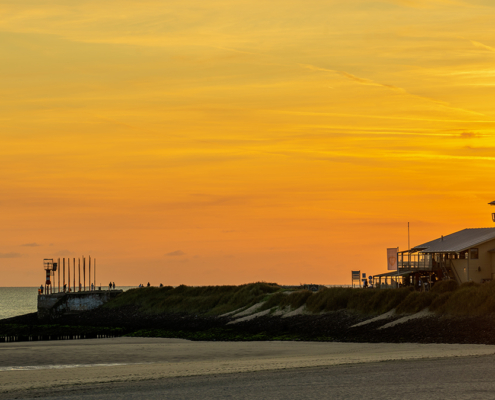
[374, 227, 495, 288]
[401, 227, 495, 282]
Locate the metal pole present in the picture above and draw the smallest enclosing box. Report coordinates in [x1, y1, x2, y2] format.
[73, 258, 75, 292]
[78, 258, 81, 292]
[83, 256, 86, 291]
[89, 256, 91, 291]
[68, 258, 70, 292]
[397, 247, 400, 288]
[63, 258, 65, 292]
[408, 222, 410, 250]
[58, 258, 60, 293]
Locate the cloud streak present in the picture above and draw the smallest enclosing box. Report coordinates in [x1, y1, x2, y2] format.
[166, 250, 185, 256]
[300, 64, 485, 117]
[0, 252, 21, 258]
[54, 250, 75, 256]
[300, 64, 406, 92]
[457, 131, 480, 139]
[471, 40, 495, 52]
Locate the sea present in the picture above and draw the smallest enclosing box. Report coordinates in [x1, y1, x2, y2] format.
[0, 287, 135, 320]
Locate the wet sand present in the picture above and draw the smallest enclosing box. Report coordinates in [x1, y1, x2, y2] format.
[1, 338, 495, 399]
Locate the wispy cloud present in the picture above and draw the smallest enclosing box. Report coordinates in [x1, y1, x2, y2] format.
[457, 131, 480, 139]
[165, 250, 185, 256]
[464, 145, 495, 151]
[471, 40, 495, 52]
[300, 64, 406, 92]
[338, 71, 407, 93]
[0, 252, 21, 258]
[54, 250, 75, 256]
[300, 64, 485, 116]
[21, 242, 41, 247]
[386, 0, 469, 8]
[273, 110, 495, 124]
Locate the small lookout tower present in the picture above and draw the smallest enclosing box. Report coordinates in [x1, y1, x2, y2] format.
[43, 259, 57, 295]
[489, 201, 495, 222]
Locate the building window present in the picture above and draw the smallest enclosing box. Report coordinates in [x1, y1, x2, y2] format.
[470, 248, 479, 259]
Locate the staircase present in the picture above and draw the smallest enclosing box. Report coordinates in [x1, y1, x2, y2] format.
[439, 259, 461, 283]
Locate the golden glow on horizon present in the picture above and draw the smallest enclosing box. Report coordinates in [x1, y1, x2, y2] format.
[1, 0, 495, 286]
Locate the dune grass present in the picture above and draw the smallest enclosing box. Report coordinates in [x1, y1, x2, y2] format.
[431, 281, 495, 315]
[303, 287, 413, 314]
[105, 282, 280, 315]
[105, 279, 495, 317]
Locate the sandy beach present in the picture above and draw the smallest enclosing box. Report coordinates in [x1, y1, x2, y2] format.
[1, 338, 495, 398]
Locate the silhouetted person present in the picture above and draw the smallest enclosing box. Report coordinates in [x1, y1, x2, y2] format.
[63, 283, 67, 292]
[39, 285, 43, 294]
[109, 282, 112, 290]
[113, 282, 115, 289]
[147, 282, 150, 287]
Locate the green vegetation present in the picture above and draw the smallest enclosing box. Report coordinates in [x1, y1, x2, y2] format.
[304, 287, 413, 314]
[431, 281, 495, 316]
[105, 282, 280, 315]
[103, 279, 495, 317]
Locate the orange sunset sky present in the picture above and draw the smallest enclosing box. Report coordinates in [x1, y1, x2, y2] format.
[2, 0, 495, 287]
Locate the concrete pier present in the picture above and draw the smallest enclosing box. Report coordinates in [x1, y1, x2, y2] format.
[37, 290, 123, 319]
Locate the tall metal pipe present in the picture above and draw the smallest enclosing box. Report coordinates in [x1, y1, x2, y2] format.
[78, 258, 81, 292]
[83, 256, 86, 291]
[58, 258, 60, 293]
[68, 258, 71, 292]
[89, 256, 91, 291]
[73, 258, 75, 292]
[63, 258, 65, 292]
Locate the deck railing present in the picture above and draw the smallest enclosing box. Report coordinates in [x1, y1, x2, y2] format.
[398, 252, 433, 270]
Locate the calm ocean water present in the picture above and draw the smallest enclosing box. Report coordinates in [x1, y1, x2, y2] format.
[0, 288, 39, 320]
[0, 287, 134, 320]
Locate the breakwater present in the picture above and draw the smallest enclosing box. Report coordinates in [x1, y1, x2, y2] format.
[38, 290, 123, 319]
